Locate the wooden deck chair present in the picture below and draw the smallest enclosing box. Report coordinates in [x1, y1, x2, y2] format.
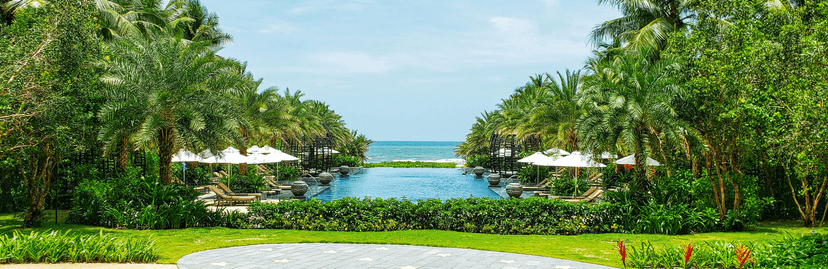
[219, 171, 230, 177]
[212, 172, 224, 178]
[562, 189, 604, 203]
[542, 186, 599, 199]
[524, 179, 551, 191]
[257, 165, 270, 174]
[206, 185, 256, 206]
[263, 177, 282, 194]
[216, 182, 261, 200]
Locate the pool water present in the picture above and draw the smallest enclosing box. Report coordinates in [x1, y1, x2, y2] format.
[312, 168, 502, 202]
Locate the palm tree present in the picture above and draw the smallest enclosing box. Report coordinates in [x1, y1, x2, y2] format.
[99, 35, 241, 184]
[168, 0, 232, 50]
[578, 51, 687, 184]
[590, 0, 697, 53]
[455, 110, 502, 158]
[228, 61, 270, 175]
[339, 130, 373, 166]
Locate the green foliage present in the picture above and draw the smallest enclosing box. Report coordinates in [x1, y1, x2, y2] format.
[171, 163, 212, 186]
[248, 197, 625, 235]
[333, 155, 360, 167]
[0, 230, 157, 263]
[550, 176, 591, 197]
[465, 155, 490, 168]
[517, 165, 551, 184]
[365, 162, 456, 168]
[759, 232, 828, 267]
[66, 169, 225, 229]
[224, 173, 265, 194]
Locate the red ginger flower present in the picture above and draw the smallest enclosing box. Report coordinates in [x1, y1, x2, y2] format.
[683, 243, 693, 268]
[735, 245, 752, 268]
[617, 240, 626, 268]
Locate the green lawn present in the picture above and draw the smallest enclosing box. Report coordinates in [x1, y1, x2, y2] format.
[1, 212, 824, 268]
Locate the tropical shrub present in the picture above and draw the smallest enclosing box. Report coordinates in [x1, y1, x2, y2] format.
[171, 163, 212, 186]
[550, 175, 591, 197]
[517, 165, 551, 184]
[758, 232, 828, 268]
[0, 230, 157, 263]
[66, 169, 225, 229]
[248, 196, 624, 235]
[264, 164, 300, 181]
[224, 173, 265, 193]
[333, 155, 360, 167]
[465, 155, 490, 168]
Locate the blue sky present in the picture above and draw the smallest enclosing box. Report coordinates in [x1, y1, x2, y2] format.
[202, 0, 620, 141]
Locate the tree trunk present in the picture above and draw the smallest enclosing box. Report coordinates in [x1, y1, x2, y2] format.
[633, 127, 647, 189]
[158, 126, 175, 185]
[21, 142, 54, 228]
[116, 135, 129, 173]
[239, 146, 248, 176]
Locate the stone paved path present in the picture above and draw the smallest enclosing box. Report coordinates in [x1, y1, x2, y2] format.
[177, 243, 614, 269]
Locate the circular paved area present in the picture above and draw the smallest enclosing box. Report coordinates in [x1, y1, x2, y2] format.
[177, 243, 614, 269]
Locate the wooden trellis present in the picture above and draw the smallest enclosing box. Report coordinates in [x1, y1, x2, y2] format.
[287, 123, 334, 175]
[488, 131, 541, 177]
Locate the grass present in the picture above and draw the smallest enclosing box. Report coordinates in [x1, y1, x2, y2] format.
[1, 211, 825, 268]
[365, 161, 457, 168]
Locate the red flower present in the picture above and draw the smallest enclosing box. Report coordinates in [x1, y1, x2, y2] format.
[735, 245, 751, 268]
[617, 240, 626, 268]
[683, 243, 693, 268]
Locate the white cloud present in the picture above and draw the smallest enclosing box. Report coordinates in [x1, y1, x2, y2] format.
[258, 21, 298, 34]
[489, 17, 538, 34]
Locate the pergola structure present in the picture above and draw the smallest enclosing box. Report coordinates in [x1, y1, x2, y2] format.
[488, 130, 540, 177]
[286, 123, 334, 175]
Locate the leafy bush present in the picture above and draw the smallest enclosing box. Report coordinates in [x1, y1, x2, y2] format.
[465, 155, 490, 168]
[66, 168, 226, 229]
[171, 163, 212, 186]
[518, 165, 551, 184]
[365, 162, 456, 168]
[264, 164, 300, 181]
[333, 155, 360, 167]
[550, 176, 591, 197]
[624, 233, 828, 269]
[224, 173, 265, 193]
[0, 230, 157, 263]
[248, 196, 625, 235]
[758, 232, 828, 267]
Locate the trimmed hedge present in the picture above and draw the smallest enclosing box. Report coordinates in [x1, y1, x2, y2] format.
[248, 197, 624, 235]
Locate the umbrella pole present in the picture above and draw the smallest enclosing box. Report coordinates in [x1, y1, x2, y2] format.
[183, 162, 186, 185]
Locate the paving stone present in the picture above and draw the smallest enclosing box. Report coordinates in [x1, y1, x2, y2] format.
[177, 243, 614, 269]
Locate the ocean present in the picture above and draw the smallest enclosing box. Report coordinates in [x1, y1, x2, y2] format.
[365, 141, 464, 164]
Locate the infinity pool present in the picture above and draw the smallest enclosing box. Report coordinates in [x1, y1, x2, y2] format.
[312, 168, 502, 202]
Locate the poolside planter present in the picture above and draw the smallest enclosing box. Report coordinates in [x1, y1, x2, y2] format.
[319, 172, 333, 186]
[506, 183, 523, 199]
[487, 173, 501, 187]
[291, 181, 308, 199]
[339, 165, 350, 176]
[473, 166, 485, 178]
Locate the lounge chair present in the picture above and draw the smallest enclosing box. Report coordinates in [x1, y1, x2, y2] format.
[524, 179, 550, 191]
[263, 177, 282, 194]
[541, 186, 599, 199]
[585, 172, 604, 185]
[206, 185, 256, 206]
[562, 189, 604, 203]
[257, 164, 271, 174]
[216, 182, 262, 200]
[219, 171, 230, 178]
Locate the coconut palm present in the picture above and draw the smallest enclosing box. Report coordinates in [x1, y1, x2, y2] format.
[590, 0, 697, 53]
[99, 35, 241, 184]
[339, 130, 373, 166]
[578, 51, 687, 183]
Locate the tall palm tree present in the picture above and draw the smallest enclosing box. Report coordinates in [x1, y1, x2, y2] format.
[99, 35, 241, 184]
[590, 0, 697, 53]
[269, 88, 322, 148]
[455, 110, 502, 158]
[168, 0, 232, 50]
[578, 51, 687, 183]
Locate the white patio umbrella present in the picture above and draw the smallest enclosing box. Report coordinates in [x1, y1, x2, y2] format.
[517, 152, 558, 184]
[258, 145, 280, 154]
[171, 149, 201, 183]
[541, 152, 606, 196]
[247, 145, 263, 154]
[199, 150, 249, 186]
[543, 148, 571, 156]
[615, 154, 661, 166]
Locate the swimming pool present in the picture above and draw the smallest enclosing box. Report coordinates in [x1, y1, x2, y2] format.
[312, 168, 502, 202]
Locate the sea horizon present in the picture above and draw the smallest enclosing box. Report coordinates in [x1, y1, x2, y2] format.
[366, 141, 464, 164]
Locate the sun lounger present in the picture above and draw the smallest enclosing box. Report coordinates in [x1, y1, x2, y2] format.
[219, 171, 230, 177]
[541, 186, 599, 199]
[524, 179, 550, 191]
[562, 189, 604, 203]
[263, 177, 282, 194]
[257, 165, 270, 174]
[216, 182, 261, 200]
[206, 185, 256, 206]
[585, 172, 603, 185]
